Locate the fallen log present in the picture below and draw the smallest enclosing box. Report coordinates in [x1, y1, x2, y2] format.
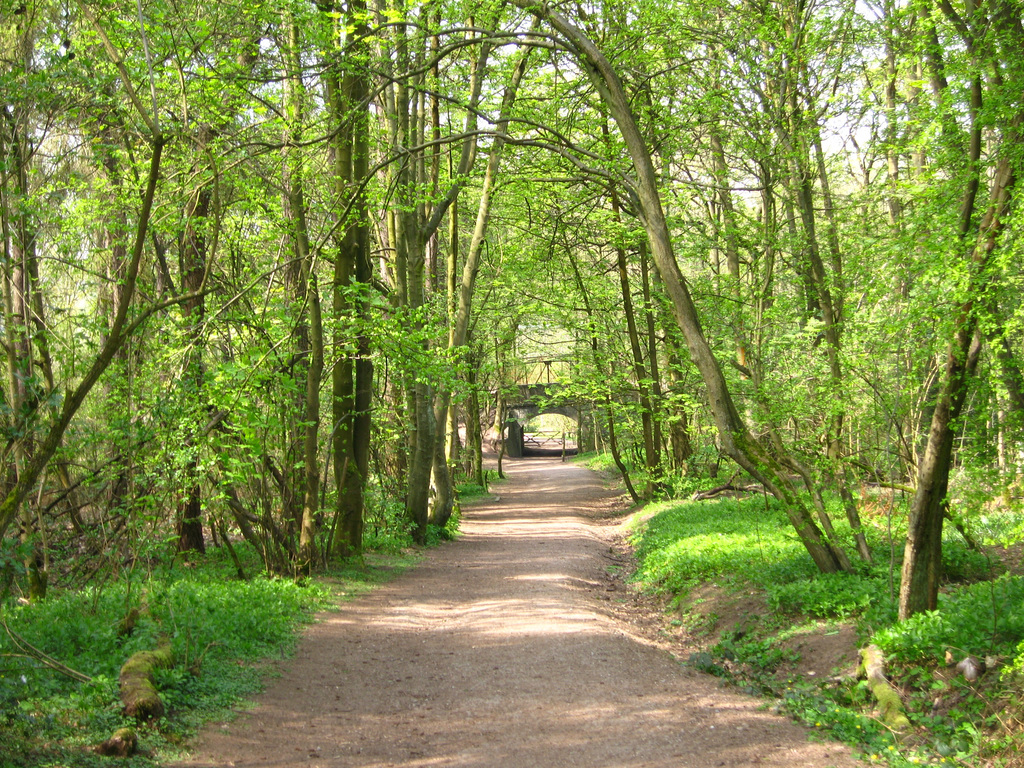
[119, 637, 173, 721]
[859, 644, 910, 730]
[691, 473, 762, 501]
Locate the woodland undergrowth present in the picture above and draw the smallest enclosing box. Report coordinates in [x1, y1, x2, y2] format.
[622, 471, 1024, 767]
[0, 515, 449, 768]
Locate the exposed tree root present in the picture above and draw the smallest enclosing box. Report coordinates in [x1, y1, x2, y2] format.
[95, 727, 138, 756]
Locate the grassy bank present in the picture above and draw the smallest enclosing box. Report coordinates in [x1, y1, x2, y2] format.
[624, 489, 1024, 766]
[0, 544, 421, 768]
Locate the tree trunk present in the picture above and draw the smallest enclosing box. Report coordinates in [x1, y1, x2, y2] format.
[282, 12, 322, 570]
[640, 242, 664, 464]
[325, 0, 373, 560]
[429, 41, 531, 528]
[567, 251, 640, 503]
[466, 356, 485, 487]
[610, 193, 657, 499]
[2, 90, 46, 598]
[281, 29, 311, 546]
[176, 180, 212, 555]
[901, 147, 1018, 618]
[511, 0, 851, 573]
[709, 125, 747, 372]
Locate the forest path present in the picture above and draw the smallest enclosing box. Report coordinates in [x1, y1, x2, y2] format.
[176, 457, 858, 768]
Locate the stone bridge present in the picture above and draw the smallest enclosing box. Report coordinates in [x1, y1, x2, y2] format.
[503, 383, 592, 458]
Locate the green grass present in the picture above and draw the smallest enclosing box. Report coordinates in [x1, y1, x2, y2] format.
[574, 450, 620, 476]
[628, 495, 818, 594]
[455, 480, 491, 502]
[627, 489, 1024, 766]
[0, 545, 418, 767]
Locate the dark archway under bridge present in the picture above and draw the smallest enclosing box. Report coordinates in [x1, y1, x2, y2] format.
[503, 384, 594, 458]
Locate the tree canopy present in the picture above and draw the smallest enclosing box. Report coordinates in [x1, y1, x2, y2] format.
[1, 0, 1022, 623]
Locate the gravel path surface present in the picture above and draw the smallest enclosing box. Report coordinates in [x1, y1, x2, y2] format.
[176, 457, 859, 768]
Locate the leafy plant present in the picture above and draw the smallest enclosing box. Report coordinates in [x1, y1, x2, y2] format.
[713, 632, 797, 672]
[363, 490, 416, 553]
[0, 549, 368, 766]
[874, 574, 1024, 664]
[767, 573, 880, 619]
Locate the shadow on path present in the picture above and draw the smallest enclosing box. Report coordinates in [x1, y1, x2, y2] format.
[176, 457, 858, 768]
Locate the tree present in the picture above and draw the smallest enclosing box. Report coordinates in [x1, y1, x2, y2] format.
[324, 0, 374, 560]
[510, 0, 853, 573]
[898, 0, 1024, 618]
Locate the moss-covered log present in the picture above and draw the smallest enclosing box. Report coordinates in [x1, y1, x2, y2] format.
[859, 644, 910, 730]
[95, 727, 138, 756]
[119, 638, 173, 721]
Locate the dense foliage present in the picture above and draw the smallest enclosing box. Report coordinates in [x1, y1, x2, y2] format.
[625, 488, 1024, 765]
[1, 0, 1023, 761]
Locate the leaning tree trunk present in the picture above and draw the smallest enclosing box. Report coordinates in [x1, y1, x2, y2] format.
[510, 0, 850, 574]
[0, 141, 165, 542]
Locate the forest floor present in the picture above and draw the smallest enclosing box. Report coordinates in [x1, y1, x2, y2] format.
[173, 456, 862, 768]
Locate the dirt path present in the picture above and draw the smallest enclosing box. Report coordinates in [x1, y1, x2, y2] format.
[177, 458, 859, 767]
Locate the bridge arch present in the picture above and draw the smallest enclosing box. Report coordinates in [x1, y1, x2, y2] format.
[502, 384, 589, 458]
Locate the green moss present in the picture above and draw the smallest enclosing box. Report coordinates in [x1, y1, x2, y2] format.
[119, 639, 173, 721]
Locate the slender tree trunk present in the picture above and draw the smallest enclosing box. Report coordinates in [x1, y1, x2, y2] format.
[1, 97, 46, 598]
[176, 179, 212, 555]
[91, 112, 136, 522]
[899, 0, 1024, 615]
[610, 193, 657, 499]
[282, 12, 322, 570]
[567, 250, 640, 502]
[466, 353, 485, 487]
[640, 243, 664, 462]
[901, 130, 1020, 618]
[281, 42, 310, 547]
[709, 126, 748, 371]
[428, 37, 532, 528]
[386, 13, 493, 540]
